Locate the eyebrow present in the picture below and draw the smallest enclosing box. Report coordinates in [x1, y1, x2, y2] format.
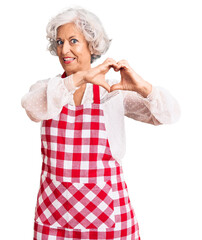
[56, 35, 77, 40]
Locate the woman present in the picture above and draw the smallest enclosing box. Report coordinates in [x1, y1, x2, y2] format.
[21, 7, 180, 240]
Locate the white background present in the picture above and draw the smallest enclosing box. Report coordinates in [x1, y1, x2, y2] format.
[1, 0, 202, 239]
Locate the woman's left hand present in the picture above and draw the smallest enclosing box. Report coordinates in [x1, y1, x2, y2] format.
[110, 60, 153, 98]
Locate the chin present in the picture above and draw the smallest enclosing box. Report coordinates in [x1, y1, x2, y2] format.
[63, 67, 78, 76]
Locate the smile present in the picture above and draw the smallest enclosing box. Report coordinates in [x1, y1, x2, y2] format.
[63, 57, 75, 64]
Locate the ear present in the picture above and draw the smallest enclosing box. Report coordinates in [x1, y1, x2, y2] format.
[91, 54, 101, 63]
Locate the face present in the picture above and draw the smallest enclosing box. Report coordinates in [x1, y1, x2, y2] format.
[56, 22, 92, 76]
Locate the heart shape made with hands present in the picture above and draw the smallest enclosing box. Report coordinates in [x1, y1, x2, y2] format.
[86, 59, 141, 93]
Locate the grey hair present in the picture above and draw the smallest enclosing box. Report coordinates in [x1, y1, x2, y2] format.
[46, 7, 112, 63]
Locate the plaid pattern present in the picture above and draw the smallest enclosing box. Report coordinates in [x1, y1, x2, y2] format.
[34, 78, 141, 239]
[35, 175, 115, 230]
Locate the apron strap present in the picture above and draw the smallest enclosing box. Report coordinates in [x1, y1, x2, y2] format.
[93, 84, 100, 104]
[61, 71, 66, 78]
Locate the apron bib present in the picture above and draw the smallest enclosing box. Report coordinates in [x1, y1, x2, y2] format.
[33, 73, 141, 239]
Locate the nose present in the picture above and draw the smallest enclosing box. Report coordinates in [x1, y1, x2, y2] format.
[61, 41, 70, 55]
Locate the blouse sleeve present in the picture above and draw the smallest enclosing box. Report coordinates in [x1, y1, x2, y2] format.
[121, 85, 181, 125]
[21, 74, 79, 122]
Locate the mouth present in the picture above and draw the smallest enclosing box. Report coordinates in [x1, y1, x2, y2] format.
[63, 57, 75, 64]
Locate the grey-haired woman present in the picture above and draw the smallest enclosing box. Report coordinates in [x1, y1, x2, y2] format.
[21, 7, 180, 240]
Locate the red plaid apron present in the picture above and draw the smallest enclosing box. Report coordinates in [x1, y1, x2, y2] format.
[33, 72, 141, 239]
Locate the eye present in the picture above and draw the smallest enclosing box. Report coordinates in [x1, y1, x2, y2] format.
[70, 39, 78, 44]
[56, 39, 63, 45]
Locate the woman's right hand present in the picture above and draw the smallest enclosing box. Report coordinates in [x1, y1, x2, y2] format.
[73, 58, 118, 92]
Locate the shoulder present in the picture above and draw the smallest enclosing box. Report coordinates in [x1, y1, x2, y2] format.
[28, 74, 62, 92]
[55, 73, 62, 78]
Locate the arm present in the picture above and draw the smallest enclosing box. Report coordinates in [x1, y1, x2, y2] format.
[21, 75, 79, 122]
[110, 59, 181, 125]
[121, 85, 181, 125]
[21, 58, 119, 122]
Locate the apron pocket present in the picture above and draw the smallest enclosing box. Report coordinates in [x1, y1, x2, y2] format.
[34, 175, 115, 230]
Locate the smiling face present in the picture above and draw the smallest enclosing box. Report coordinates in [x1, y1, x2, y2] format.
[56, 22, 92, 76]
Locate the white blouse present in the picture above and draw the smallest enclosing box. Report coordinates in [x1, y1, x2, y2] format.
[21, 74, 181, 164]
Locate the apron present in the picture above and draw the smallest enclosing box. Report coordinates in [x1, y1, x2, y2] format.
[33, 72, 141, 240]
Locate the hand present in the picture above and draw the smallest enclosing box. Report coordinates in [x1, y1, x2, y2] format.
[84, 58, 118, 92]
[110, 60, 152, 97]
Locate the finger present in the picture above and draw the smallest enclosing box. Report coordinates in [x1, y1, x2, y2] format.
[104, 57, 116, 64]
[98, 80, 111, 92]
[92, 76, 111, 92]
[110, 63, 119, 71]
[110, 62, 119, 69]
[110, 82, 124, 92]
[116, 59, 129, 65]
[104, 58, 119, 69]
[98, 61, 118, 74]
[114, 63, 128, 71]
[116, 60, 130, 70]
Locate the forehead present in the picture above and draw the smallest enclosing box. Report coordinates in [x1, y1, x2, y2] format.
[57, 22, 83, 38]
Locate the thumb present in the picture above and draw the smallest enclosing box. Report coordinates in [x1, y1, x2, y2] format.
[96, 79, 111, 92]
[102, 81, 111, 92]
[110, 82, 124, 92]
